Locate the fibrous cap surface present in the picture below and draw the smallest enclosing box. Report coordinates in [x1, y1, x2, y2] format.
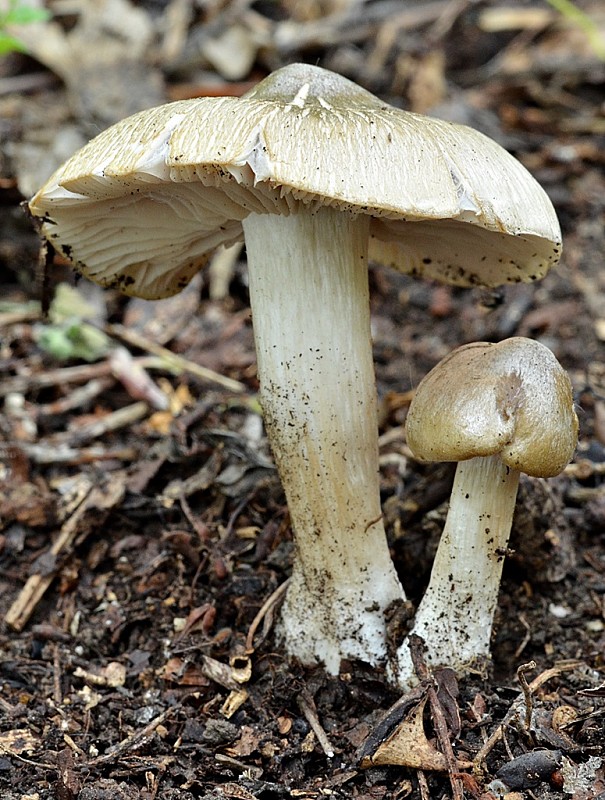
[30, 63, 561, 299]
[406, 337, 578, 477]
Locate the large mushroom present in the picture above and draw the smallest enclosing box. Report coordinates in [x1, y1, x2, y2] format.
[395, 337, 578, 686]
[28, 63, 562, 676]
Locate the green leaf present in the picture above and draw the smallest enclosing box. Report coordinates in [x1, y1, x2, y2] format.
[5, 6, 50, 25]
[0, 33, 28, 54]
[35, 322, 112, 362]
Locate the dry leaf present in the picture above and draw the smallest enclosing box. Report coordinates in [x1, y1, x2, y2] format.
[0, 728, 40, 756]
[160, 657, 210, 687]
[360, 695, 450, 770]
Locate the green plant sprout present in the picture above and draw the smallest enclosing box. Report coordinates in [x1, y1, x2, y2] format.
[0, 0, 50, 56]
[546, 0, 605, 60]
[33, 283, 112, 363]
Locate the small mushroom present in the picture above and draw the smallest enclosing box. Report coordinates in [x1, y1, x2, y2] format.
[29, 64, 562, 677]
[394, 337, 578, 685]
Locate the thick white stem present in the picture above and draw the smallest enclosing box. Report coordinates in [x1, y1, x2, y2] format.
[242, 207, 405, 673]
[393, 454, 520, 686]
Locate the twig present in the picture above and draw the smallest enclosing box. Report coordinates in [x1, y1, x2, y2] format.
[5, 484, 92, 631]
[514, 612, 532, 658]
[5, 404, 147, 464]
[428, 686, 464, 800]
[517, 660, 537, 731]
[109, 346, 169, 409]
[0, 71, 59, 96]
[34, 378, 113, 417]
[179, 494, 211, 542]
[53, 644, 63, 706]
[273, 0, 453, 51]
[5, 480, 124, 631]
[564, 459, 605, 478]
[0, 303, 42, 326]
[502, 728, 515, 761]
[298, 690, 335, 759]
[0, 695, 18, 715]
[409, 636, 464, 800]
[245, 578, 290, 653]
[214, 754, 263, 780]
[48, 401, 150, 446]
[417, 769, 431, 800]
[199, 654, 242, 692]
[0, 359, 120, 396]
[426, 0, 471, 41]
[208, 242, 243, 300]
[0, 744, 49, 770]
[87, 709, 173, 766]
[0, 353, 209, 397]
[63, 733, 86, 758]
[473, 661, 582, 777]
[104, 323, 246, 393]
[14, 442, 138, 465]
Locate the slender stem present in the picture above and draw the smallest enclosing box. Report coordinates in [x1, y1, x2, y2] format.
[242, 207, 405, 672]
[394, 454, 520, 685]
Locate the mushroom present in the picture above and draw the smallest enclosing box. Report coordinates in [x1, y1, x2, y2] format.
[394, 337, 578, 685]
[28, 63, 562, 677]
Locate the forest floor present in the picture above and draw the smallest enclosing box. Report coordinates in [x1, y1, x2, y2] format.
[0, 1, 604, 798]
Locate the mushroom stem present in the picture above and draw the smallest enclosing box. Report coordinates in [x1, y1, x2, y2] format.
[242, 206, 405, 673]
[393, 454, 520, 685]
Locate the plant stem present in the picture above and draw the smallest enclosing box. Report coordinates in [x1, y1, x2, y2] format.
[242, 206, 405, 672]
[394, 454, 520, 684]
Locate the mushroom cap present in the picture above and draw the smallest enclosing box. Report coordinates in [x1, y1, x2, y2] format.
[405, 337, 578, 477]
[29, 63, 561, 300]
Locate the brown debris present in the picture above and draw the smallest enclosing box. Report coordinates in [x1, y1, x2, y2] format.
[55, 746, 81, 800]
[0, 478, 57, 528]
[5, 476, 124, 631]
[473, 661, 585, 778]
[1, 0, 604, 797]
[86, 708, 174, 767]
[0, 728, 40, 757]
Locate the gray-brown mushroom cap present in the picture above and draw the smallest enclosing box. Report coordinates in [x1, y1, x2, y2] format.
[29, 63, 561, 300]
[405, 337, 578, 478]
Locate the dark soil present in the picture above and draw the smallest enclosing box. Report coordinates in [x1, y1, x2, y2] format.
[1, 2, 604, 799]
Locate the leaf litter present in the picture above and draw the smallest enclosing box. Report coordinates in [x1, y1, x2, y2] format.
[1, 1, 604, 797]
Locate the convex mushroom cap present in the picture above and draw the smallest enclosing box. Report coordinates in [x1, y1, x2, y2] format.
[29, 63, 562, 298]
[405, 337, 578, 477]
